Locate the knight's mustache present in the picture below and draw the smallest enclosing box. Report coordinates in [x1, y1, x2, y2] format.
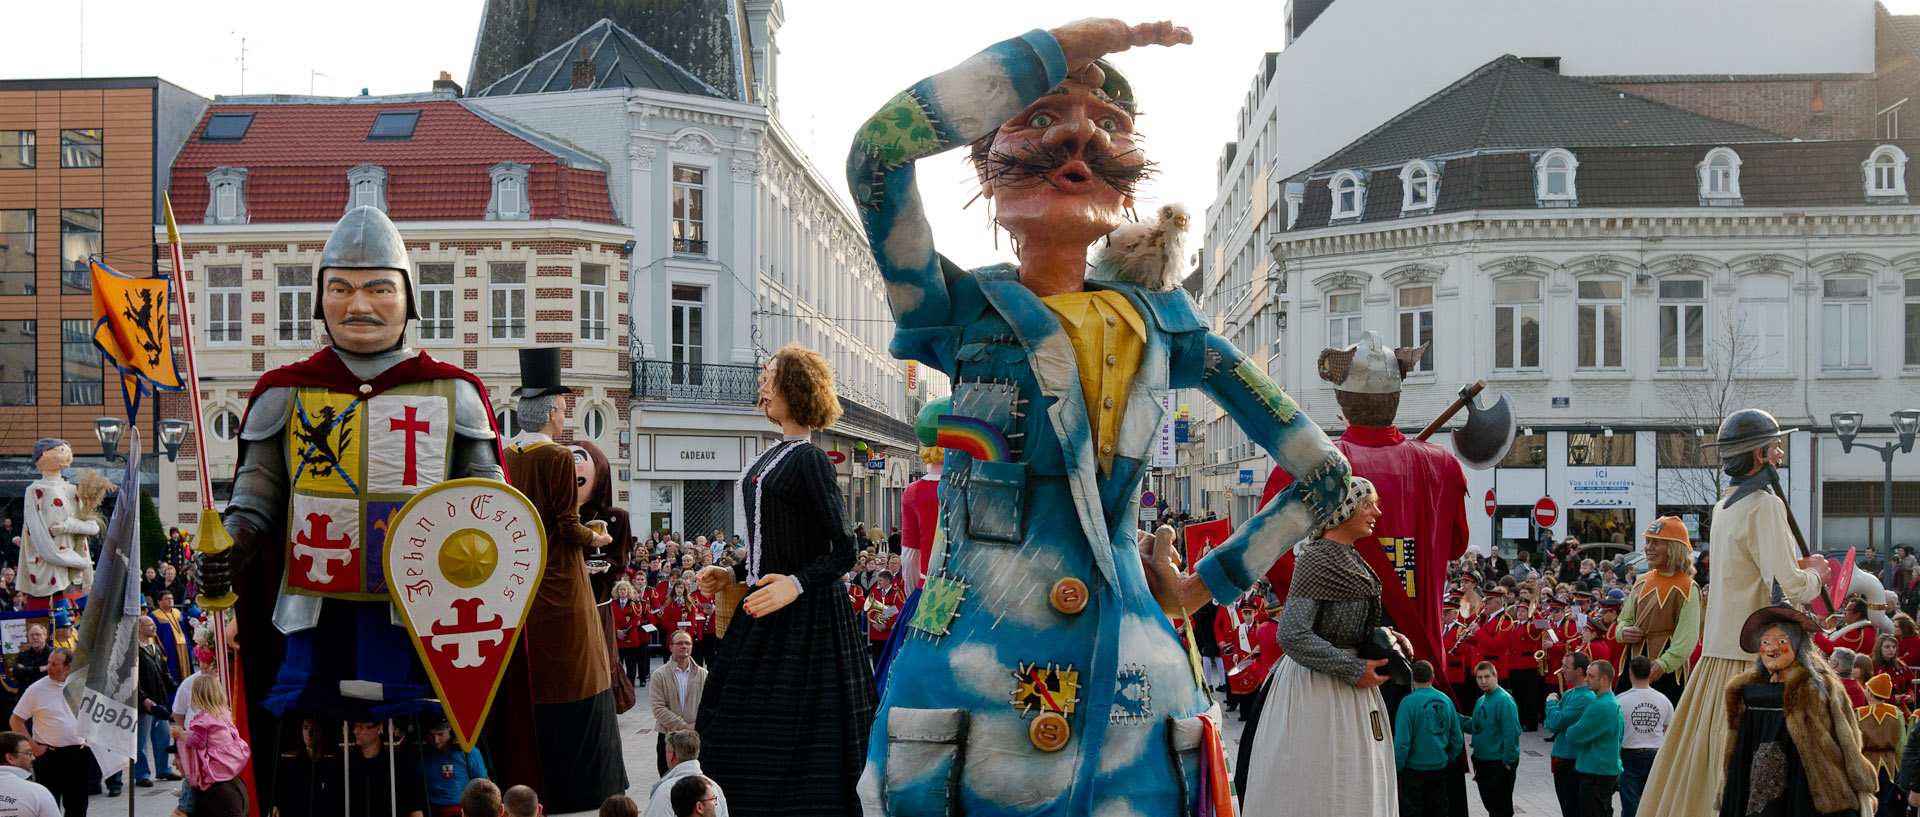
[338, 316, 388, 326]
[982, 144, 1156, 199]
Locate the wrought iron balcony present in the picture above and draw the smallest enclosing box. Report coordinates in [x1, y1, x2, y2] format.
[631, 359, 760, 405]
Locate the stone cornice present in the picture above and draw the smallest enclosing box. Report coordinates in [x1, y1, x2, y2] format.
[1270, 207, 1920, 259]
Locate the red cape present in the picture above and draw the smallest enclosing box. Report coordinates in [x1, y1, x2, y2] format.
[1262, 425, 1471, 706]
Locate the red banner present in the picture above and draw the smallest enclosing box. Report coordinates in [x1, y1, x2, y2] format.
[1184, 519, 1234, 570]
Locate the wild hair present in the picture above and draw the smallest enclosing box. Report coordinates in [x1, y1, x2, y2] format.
[516, 394, 561, 435]
[1658, 538, 1698, 577]
[766, 343, 842, 430]
[1751, 621, 1833, 700]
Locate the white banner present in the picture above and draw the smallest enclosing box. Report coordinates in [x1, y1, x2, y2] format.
[1153, 393, 1176, 467]
[68, 429, 141, 775]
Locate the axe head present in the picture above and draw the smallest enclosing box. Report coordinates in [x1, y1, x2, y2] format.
[1449, 388, 1517, 470]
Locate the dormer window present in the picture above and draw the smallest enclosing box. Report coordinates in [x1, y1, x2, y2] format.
[1535, 149, 1578, 203]
[204, 166, 248, 225]
[487, 161, 530, 221]
[1865, 144, 1908, 198]
[346, 163, 387, 213]
[1330, 170, 1365, 219]
[1400, 160, 1436, 211]
[1698, 147, 1742, 201]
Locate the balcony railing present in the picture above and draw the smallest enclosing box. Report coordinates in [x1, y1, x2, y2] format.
[672, 237, 708, 255]
[631, 359, 760, 405]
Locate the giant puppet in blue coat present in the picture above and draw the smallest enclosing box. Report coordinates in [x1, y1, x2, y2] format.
[847, 19, 1352, 816]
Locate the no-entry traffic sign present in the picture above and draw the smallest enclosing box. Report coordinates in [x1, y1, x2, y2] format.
[1533, 497, 1559, 528]
[1484, 490, 1496, 517]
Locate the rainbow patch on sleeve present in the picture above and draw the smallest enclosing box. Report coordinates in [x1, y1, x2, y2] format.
[936, 414, 1011, 463]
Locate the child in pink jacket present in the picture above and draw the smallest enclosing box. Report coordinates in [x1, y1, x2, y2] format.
[171, 673, 250, 817]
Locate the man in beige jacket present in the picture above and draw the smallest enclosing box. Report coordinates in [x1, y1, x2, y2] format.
[1637, 409, 1830, 816]
[649, 630, 706, 775]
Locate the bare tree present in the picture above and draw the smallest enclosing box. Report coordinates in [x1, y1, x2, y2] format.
[1656, 310, 1769, 521]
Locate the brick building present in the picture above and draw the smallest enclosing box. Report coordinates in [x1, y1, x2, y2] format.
[0, 77, 204, 518]
[160, 91, 624, 525]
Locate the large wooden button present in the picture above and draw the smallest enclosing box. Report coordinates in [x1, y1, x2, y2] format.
[1030, 711, 1070, 751]
[1050, 578, 1089, 614]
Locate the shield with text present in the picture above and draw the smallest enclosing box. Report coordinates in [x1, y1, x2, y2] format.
[385, 479, 546, 751]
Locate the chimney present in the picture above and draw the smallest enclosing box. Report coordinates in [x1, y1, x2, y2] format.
[571, 46, 595, 90]
[744, 0, 782, 112]
[432, 71, 463, 99]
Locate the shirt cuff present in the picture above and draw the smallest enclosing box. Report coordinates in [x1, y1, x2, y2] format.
[790, 575, 805, 596]
[1196, 557, 1241, 607]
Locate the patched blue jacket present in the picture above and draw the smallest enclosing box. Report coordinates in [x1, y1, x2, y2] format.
[847, 30, 1349, 817]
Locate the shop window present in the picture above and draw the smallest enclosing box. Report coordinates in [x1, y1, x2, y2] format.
[1567, 432, 1634, 466]
[1655, 431, 1717, 467]
[1498, 432, 1547, 467]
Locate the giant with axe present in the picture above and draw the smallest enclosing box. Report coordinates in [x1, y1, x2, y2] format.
[1259, 330, 1514, 708]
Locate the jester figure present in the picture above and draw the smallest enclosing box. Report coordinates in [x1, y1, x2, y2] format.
[848, 19, 1349, 815]
[196, 207, 540, 793]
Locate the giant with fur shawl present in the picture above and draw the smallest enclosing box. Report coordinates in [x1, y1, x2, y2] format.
[1721, 661, 1878, 813]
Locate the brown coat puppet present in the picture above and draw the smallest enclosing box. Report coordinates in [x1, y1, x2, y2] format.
[503, 349, 627, 812]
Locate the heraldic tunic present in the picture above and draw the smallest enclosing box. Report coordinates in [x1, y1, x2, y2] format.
[699, 437, 877, 816]
[504, 439, 628, 812]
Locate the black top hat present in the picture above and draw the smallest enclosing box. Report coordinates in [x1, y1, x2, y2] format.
[517, 348, 572, 398]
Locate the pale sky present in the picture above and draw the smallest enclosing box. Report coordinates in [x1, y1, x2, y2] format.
[1, 1, 1909, 271]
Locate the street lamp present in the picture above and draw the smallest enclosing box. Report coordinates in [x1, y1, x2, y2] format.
[92, 417, 126, 462]
[158, 419, 191, 463]
[1831, 408, 1920, 586]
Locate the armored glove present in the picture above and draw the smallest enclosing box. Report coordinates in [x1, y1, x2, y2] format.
[193, 515, 261, 601]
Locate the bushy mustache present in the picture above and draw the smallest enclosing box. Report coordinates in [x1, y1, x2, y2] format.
[338, 316, 387, 326]
[982, 144, 1156, 199]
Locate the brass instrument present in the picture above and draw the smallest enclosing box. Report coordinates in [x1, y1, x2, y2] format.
[865, 595, 891, 629]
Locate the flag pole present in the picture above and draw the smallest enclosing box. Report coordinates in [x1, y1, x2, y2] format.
[162, 194, 213, 506]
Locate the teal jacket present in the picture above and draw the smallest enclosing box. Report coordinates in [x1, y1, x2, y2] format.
[1393, 686, 1463, 772]
[1542, 686, 1595, 760]
[1567, 690, 1625, 776]
[1460, 687, 1521, 765]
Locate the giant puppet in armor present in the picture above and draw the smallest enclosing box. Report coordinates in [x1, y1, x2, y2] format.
[1635, 409, 1832, 817]
[1259, 330, 1471, 703]
[193, 207, 535, 787]
[848, 19, 1349, 815]
[504, 348, 627, 813]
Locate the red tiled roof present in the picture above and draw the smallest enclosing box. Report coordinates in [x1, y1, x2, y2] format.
[170, 100, 618, 225]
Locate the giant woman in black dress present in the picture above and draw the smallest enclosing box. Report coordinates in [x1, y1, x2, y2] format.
[696, 343, 876, 816]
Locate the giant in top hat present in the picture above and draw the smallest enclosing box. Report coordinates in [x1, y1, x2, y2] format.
[313, 206, 419, 320]
[517, 348, 572, 399]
